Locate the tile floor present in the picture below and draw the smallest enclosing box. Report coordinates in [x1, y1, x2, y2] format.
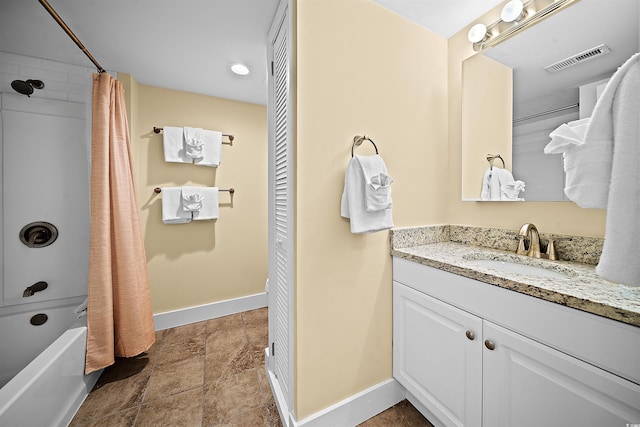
[70, 308, 433, 427]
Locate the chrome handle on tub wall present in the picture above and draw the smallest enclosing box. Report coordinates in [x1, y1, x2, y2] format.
[484, 340, 496, 351]
[465, 330, 475, 340]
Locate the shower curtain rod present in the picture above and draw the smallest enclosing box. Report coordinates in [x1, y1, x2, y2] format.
[38, 0, 106, 73]
[512, 103, 579, 124]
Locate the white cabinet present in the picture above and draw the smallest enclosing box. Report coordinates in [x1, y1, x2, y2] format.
[393, 257, 640, 427]
[483, 321, 640, 427]
[394, 283, 482, 427]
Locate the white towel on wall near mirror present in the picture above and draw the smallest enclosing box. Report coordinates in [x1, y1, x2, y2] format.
[583, 52, 640, 286]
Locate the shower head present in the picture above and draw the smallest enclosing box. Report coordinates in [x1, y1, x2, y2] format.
[11, 79, 45, 97]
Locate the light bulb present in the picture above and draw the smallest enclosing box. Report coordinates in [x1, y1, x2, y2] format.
[468, 23, 488, 44]
[501, 0, 525, 23]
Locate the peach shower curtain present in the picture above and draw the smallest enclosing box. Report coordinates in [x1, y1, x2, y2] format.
[85, 72, 155, 374]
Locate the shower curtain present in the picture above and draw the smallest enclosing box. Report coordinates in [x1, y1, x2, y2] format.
[85, 72, 155, 374]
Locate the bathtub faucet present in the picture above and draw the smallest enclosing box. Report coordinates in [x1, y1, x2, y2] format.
[23, 281, 48, 297]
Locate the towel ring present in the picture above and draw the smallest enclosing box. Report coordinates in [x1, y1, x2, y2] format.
[487, 154, 505, 170]
[352, 135, 378, 157]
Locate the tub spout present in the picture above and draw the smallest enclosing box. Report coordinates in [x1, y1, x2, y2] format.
[26, 227, 48, 247]
[23, 281, 48, 297]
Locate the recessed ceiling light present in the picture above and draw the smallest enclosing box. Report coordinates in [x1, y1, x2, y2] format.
[230, 63, 250, 76]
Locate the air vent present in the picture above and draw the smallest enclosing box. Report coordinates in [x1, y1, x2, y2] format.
[545, 44, 612, 73]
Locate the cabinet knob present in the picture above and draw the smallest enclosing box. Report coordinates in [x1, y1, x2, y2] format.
[465, 330, 475, 340]
[484, 340, 496, 351]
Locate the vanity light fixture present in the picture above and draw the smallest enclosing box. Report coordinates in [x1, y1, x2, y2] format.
[468, 0, 579, 51]
[230, 63, 250, 76]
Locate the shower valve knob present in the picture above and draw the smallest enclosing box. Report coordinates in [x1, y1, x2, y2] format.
[23, 281, 48, 297]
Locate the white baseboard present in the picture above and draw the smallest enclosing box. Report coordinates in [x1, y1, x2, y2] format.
[153, 292, 267, 331]
[266, 363, 405, 427]
[294, 378, 405, 427]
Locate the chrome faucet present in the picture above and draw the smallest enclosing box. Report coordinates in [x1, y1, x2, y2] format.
[516, 223, 547, 259]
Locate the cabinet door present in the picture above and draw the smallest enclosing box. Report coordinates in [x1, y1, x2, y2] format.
[483, 321, 640, 427]
[393, 282, 482, 427]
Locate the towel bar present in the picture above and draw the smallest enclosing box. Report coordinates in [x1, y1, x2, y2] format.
[352, 135, 378, 157]
[486, 154, 505, 170]
[153, 127, 234, 143]
[154, 187, 234, 194]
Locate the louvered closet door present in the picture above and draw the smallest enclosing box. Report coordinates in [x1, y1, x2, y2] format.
[268, 1, 292, 414]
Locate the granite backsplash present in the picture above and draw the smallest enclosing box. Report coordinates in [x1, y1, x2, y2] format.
[390, 225, 604, 266]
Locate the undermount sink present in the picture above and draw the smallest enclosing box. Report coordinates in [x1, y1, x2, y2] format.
[465, 258, 570, 279]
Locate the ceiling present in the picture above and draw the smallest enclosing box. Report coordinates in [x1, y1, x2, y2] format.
[0, 0, 503, 105]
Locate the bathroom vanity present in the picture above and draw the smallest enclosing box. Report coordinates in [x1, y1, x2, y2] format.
[391, 226, 640, 427]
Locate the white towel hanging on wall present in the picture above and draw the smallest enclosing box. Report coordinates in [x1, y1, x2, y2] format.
[194, 130, 222, 167]
[160, 126, 223, 166]
[162, 126, 190, 163]
[341, 154, 393, 234]
[183, 186, 219, 220]
[161, 187, 192, 224]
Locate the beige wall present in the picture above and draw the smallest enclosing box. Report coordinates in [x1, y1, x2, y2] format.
[295, 0, 448, 418]
[461, 54, 512, 200]
[447, 1, 606, 237]
[116, 0, 608, 420]
[122, 75, 268, 314]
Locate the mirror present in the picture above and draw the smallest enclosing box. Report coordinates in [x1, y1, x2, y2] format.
[462, 0, 639, 201]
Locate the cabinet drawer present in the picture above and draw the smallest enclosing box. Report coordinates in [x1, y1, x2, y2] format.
[393, 256, 640, 385]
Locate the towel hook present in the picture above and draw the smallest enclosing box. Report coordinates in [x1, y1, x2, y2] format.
[352, 135, 378, 157]
[486, 154, 505, 170]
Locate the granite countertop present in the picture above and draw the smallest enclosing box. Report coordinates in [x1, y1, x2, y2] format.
[392, 238, 640, 328]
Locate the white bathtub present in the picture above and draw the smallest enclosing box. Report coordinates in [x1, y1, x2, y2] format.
[0, 298, 102, 427]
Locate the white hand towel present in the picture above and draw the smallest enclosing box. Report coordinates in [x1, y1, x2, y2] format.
[181, 188, 204, 212]
[494, 168, 525, 201]
[583, 53, 640, 286]
[194, 130, 222, 167]
[367, 172, 394, 211]
[544, 118, 609, 208]
[480, 167, 502, 200]
[182, 186, 219, 220]
[480, 167, 523, 200]
[500, 179, 525, 200]
[340, 155, 393, 234]
[163, 126, 190, 163]
[355, 155, 393, 212]
[161, 187, 192, 224]
[544, 118, 590, 154]
[184, 127, 204, 159]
